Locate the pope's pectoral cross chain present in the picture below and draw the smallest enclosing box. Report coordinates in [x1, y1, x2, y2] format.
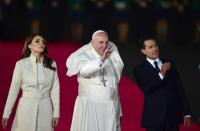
[100, 68, 107, 87]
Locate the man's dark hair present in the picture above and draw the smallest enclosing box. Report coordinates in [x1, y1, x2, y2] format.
[139, 35, 158, 49]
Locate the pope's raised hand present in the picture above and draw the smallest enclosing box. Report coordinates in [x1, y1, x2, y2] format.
[100, 46, 112, 61]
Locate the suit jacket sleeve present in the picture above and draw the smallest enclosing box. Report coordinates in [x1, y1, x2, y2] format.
[134, 66, 164, 95]
[173, 64, 191, 115]
[50, 62, 60, 118]
[3, 61, 22, 118]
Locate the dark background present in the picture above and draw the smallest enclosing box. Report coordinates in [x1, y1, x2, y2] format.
[0, 0, 200, 124]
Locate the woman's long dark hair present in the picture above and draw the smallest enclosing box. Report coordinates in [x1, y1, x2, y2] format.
[22, 33, 56, 71]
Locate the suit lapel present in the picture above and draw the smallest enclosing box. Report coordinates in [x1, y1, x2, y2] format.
[143, 59, 156, 73]
[143, 59, 165, 74]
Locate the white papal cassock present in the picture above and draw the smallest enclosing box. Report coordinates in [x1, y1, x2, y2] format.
[66, 42, 124, 131]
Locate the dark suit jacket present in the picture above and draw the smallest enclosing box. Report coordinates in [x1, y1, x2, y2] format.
[134, 58, 191, 128]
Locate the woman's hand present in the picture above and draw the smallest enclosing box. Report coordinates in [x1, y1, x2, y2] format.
[2, 118, 9, 129]
[52, 117, 59, 127]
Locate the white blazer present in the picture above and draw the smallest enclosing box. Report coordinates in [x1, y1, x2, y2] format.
[2, 54, 60, 131]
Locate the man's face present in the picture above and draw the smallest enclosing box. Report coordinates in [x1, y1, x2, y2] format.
[92, 33, 109, 56]
[141, 39, 159, 60]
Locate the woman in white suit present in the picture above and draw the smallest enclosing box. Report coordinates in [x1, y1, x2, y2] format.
[2, 34, 60, 131]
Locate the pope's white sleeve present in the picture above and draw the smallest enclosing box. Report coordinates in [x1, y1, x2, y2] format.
[80, 58, 103, 77]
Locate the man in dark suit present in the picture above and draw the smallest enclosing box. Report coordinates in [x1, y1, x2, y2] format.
[134, 36, 191, 131]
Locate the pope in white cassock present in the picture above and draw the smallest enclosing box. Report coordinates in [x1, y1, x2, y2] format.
[66, 30, 124, 131]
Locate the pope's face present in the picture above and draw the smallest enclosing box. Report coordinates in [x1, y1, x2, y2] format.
[92, 34, 109, 56]
[141, 39, 159, 60]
